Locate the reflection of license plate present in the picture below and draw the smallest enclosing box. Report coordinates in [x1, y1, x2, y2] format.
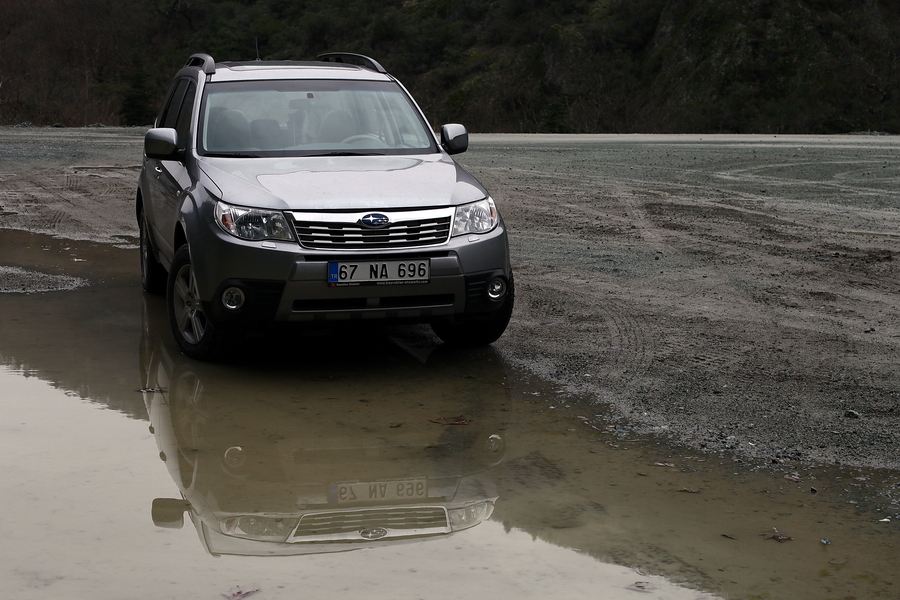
[328, 259, 430, 287]
[330, 480, 428, 504]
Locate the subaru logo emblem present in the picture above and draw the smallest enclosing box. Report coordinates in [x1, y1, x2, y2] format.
[360, 213, 390, 229]
[359, 527, 388, 540]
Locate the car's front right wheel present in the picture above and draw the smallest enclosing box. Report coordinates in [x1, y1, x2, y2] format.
[167, 245, 224, 361]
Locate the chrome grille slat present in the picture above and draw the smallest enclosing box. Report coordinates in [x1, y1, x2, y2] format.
[288, 210, 453, 250]
[293, 507, 448, 537]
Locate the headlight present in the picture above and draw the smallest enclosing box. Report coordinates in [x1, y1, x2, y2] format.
[220, 516, 298, 541]
[448, 501, 495, 531]
[215, 201, 293, 241]
[452, 197, 498, 236]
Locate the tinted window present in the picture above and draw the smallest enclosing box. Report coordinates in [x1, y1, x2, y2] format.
[174, 81, 197, 151]
[159, 79, 190, 129]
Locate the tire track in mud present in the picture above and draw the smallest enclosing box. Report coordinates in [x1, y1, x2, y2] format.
[642, 200, 899, 349]
[500, 173, 766, 412]
[0, 166, 138, 246]
[495, 144, 900, 457]
[504, 268, 655, 403]
[712, 159, 900, 200]
[546, 186, 775, 387]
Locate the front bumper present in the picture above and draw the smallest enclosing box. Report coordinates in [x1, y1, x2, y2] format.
[190, 219, 511, 327]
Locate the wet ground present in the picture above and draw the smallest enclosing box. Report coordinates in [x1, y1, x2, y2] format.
[1, 130, 899, 599]
[0, 232, 897, 599]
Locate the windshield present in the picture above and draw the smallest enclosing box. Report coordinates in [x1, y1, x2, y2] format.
[198, 79, 438, 157]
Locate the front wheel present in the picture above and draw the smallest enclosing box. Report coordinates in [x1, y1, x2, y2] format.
[166, 245, 225, 361]
[431, 275, 515, 347]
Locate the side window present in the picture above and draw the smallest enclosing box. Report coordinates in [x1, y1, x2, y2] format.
[174, 81, 197, 151]
[159, 79, 190, 129]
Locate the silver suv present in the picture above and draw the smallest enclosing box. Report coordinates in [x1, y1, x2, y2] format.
[137, 53, 513, 360]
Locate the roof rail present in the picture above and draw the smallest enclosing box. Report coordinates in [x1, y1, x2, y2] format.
[316, 53, 386, 74]
[184, 53, 216, 75]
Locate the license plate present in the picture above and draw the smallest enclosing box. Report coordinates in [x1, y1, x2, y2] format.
[328, 259, 430, 286]
[330, 479, 428, 504]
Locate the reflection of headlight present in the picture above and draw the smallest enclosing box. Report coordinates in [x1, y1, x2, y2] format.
[220, 516, 298, 541]
[448, 501, 495, 531]
[485, 434, 504, 454]
[223, 446, 246, 468]
[452, 198, 498, 236]
[215, 200, 294, 241]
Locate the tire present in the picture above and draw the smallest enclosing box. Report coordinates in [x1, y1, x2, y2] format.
[166, 244, 225, 361]
[431, 274, 515, 347]
[140, 208, 167, 294]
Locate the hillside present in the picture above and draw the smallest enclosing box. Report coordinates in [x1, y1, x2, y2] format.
[1, 0, 898, 133]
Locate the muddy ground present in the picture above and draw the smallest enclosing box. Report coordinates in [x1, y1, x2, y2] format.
[2, 127, 898, 471]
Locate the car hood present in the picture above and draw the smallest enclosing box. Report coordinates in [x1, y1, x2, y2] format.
[197, 154, 487, 211]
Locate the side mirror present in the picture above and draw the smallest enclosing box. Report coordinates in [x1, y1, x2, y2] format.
[440, 124, 468, 155]
[144, 128, 181, 160]
[151, 498, 191, 529]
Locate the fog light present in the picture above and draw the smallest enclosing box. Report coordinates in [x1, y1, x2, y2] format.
[222, 287, 245, 310]
[487, 277, 507, 300]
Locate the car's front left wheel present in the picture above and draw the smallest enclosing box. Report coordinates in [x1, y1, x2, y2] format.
[167, 245, 224, 361]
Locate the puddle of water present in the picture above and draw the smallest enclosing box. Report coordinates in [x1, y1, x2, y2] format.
[0, 365, 726, 600]
[496, 383, 900, 599]
[1, 229, 899, 599]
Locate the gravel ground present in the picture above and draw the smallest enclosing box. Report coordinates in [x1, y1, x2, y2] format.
[457, 134, 900, 470]
[2, 127, 898, 470]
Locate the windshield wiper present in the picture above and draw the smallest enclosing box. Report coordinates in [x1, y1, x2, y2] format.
[305, 151, 385, 157]
[203, 152, 261, 158]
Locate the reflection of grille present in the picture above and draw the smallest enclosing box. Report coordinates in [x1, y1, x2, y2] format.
[293, 507, 448, 538]
[291, 216, 451, 249]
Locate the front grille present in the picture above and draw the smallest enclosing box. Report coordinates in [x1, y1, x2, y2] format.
[290, 214, 452, 249]
[293, 507, 448, 538]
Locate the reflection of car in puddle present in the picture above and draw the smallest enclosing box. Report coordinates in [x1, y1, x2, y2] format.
[140, 298, 508, 556]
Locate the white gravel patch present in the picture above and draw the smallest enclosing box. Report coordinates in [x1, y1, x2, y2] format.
[0, 266, 88, 293]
